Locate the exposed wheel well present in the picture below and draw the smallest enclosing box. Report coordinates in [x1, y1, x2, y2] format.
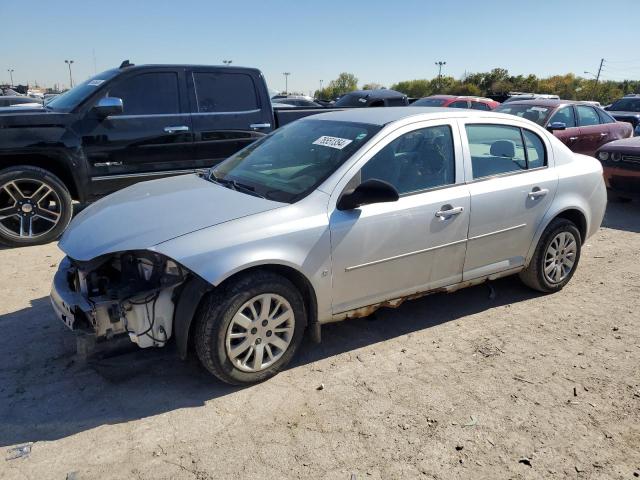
[218, 264, 318, 327]
[0, 155, 79, 200]
[554, 209, 587, 242]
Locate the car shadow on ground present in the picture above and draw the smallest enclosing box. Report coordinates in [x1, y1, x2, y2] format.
[602, 199, 640, 233]
[0, 276, 538, 447]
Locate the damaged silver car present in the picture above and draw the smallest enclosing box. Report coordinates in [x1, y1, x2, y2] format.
[51, 108, 607, 384]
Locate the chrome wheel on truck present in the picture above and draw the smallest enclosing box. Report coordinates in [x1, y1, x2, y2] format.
[0, 166, 72, 247]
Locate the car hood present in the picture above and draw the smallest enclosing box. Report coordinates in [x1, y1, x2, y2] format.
[59, 174, 285, 261]
[0, 105, 71, 126]
[598, 135, 640, 153]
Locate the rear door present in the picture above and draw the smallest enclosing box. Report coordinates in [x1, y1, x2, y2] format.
[81, 69, 194, 196]
[575, 105, 608, 156]
[187, 69, 272, 168]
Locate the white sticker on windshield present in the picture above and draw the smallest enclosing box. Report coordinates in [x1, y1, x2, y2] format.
[531, 107, 547, 112]
[313, 136, 353, 150]
[88, 80, 105, 86]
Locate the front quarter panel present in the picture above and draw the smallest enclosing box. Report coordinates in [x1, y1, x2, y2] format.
[153, 190, 334, 321]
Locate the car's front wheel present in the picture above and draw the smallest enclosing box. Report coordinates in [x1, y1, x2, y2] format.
[0, 166, 73, 247]
[519, 218, 582, 293]
[194, 271, 306, 385]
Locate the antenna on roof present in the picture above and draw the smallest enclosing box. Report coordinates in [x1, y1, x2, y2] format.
[119, 60, 134, 69]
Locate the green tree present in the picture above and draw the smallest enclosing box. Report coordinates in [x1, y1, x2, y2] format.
[314, 72, 358, 100]
[390, 79, 432, 98]
[362, 82, 384, 90]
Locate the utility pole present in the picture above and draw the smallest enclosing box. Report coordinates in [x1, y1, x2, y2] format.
[222, 59, 232, 66]
[64, 60, 74, 88]
[7, 69, 14, 86]
[435, 61, 446, 92]
[283, 72, 290, 94]
[594, 58, 604, 88]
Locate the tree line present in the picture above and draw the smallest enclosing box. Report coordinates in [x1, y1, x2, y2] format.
[314, 69, 640, 104]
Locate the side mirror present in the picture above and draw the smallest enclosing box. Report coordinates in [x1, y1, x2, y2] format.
[547, 121, 566, 132]
[93, 97, 123, 118]
[337, 178, 399, 211]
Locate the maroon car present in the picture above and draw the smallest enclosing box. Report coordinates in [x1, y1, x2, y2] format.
[495, 100, 633, 156]
[596, 136, 640, 200]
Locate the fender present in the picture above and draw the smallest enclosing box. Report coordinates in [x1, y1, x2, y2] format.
[173, 275, 213, 360]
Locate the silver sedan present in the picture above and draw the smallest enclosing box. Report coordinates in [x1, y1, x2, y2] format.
[51, 108, 607, 384]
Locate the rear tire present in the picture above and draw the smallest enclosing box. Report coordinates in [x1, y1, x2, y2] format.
[0, 166, 73, 247]
[194, 271, 306, 385]
[519, 218, 582, 293]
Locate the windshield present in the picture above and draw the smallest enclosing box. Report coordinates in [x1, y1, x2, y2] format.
[335, 94, 370, 107]
[609, 98, 640, 112]
[412, 98, 447, 107]
[46, 69, 119, 112]
[211, 119, 381, 203]
[494, 104, 550, 125]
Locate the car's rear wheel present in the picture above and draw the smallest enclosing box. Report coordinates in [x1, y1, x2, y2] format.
[194, 271, 306, 385]
[0, 166, 73, 247]
[519, 218, 582, 293]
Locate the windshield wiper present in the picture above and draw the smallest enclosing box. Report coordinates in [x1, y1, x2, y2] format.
[209, 171, 266, 199]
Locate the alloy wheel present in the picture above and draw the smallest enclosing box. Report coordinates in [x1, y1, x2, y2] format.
[225, 293, 295, 373]
[0, 179, 62, 240]
[543, 231, 577, 284]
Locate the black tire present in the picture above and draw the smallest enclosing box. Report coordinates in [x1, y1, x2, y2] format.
[194, 271, 307, 385]
[519, 218, 582, 293]
[0, 166, 73, 247]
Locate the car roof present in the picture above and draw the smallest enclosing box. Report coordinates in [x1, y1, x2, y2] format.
[308, 106, 508, 126]
[342, 89, 407, 99]
[499, 99, 595, 108]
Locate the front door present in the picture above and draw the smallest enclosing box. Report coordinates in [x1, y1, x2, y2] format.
[461, 121, 558, 279]
[81, 70, 194, 196]
[187, 69, 273, 169]
[548, 105, 581, 152]
[329, 121, 470, 314]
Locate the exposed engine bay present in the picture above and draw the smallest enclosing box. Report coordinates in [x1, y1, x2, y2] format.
[55, 251, 188, 348]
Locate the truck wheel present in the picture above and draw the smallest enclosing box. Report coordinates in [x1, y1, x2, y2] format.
[194, 271, 306, 385]
[0, 166, 73, 247]
[519, 218, 582, 293]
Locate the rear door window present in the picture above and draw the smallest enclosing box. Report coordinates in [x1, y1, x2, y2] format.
[108, 72, 180, 115]
[471, 102, 491, 111]
[576, 105, 600, 126]
[597, 109, 615, 124]
[449, 100, 469, 109]
[192, 72, 259, 113]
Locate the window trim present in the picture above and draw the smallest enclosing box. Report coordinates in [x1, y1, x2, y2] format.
[464, 123, 549, 183]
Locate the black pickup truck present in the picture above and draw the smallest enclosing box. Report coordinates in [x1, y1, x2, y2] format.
[0, 62, 331, 246]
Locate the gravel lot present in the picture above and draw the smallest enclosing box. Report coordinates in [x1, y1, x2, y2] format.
[1, 201, 639, 480]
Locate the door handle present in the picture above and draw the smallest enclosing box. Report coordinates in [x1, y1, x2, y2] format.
[164, 125, 190, 133]
[435, 206, 464, 219]
[528, 188, 549, 199]
[600, 132, 609, 137]
[249, 123, 272, 129]
[569, 136, 578, 141]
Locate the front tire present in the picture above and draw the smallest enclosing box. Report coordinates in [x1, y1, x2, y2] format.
[0, 166, 73, 247]
[194, 271, 306, 385]
[519, 218, 582, 293]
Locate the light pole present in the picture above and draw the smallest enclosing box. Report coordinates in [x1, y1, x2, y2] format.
[222, 59, 232, 66]
[319, 79, 323, 91]
[435, 61, 446, 92]
[283, 72, 290, 94]
[7, 69, 14, 86]
[65, 60, 74, 88]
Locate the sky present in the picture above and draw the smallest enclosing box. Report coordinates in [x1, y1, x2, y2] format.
[1, 0, 637, 94]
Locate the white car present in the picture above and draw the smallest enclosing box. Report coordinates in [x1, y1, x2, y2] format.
[51, 108, 607, 384]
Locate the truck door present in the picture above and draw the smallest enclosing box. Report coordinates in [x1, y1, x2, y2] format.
[81, 69, 195, 196]
[187, 69, 272, 168]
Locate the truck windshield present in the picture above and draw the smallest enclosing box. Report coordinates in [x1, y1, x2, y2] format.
[609, 98, 640, 112]
[210, 119, 381, 203]
[46, 69, 119, 112]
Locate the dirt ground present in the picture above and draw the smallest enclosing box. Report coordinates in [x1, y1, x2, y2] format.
[0, 201, 639, 480]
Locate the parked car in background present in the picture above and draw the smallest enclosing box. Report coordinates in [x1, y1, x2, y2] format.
[334, 89, 409, 107]
[412, 95, 499, 110]
[495, 100, 633, 156]
[596, 136, 640, 200]
[51, 108, 606, 385]
[605, 95, 640, 135]
[0, 62, 336, 247]
[502, 93, 560, 103]
[0, 96, 42, 107]
[272, 96, 323, 108]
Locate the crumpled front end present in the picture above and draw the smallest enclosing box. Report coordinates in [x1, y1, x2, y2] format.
[50, 251, 188, 348]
